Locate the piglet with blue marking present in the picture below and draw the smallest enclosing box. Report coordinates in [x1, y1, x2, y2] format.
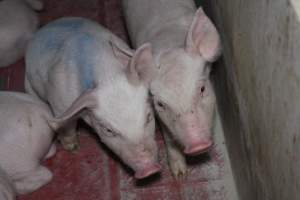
[25, 17, 161, 179]
[0, 0, 43, 67]
[0, 92, 56, 198]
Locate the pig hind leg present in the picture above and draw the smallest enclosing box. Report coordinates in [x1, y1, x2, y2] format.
[58, 122, 80, 152]
[161, 125, 187, 180]
[14, 166, 52, 195]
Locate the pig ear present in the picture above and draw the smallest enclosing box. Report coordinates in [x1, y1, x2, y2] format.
[185, 8, 222, 62]
[110, 41, 134, 67]
[127, 43, 156, 86]
[50, 89, 98, 129]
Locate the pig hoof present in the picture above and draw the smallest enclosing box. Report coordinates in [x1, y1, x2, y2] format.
[169, 159, 187, 180]
[166, 144, 188, 180]
[60, 135, 80, 152]
[61, 141, 80, 152]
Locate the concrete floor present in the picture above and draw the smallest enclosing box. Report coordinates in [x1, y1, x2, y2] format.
[0, 0, 238, 199]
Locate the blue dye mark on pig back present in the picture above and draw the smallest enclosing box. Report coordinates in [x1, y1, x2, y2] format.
[34, 18, 97, 90]
[38, 18, 85, 54]
[71, 33, 98, 90]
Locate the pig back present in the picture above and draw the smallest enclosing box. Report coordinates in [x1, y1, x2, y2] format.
[0, 0, 39, 28]
[122, 0, 196, 49]
[0, 0, 39, 67]
[0, 92, 54, 175]
[25, 17, 128, 115]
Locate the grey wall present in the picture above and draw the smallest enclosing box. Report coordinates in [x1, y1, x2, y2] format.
[204, 0, 300, 200]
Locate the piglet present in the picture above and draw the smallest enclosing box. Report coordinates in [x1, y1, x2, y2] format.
[25, 17, 161, 179]
[0, 92, 55, 197]
[0, 0, 43, 68]
[122, 0, 222, 178]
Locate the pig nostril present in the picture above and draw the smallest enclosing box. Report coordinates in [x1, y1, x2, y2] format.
[201, 86, 205, 93]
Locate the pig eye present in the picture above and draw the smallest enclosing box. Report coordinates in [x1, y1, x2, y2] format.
[96, 121, 119, 137]
[105, 128, 113, 133]
[103, 126, 118, 137]
[157, 101, 165, 109]
[145, 112, 153, 124]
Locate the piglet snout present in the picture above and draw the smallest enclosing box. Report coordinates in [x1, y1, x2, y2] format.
[134, 163, 161, 179]
[183, 137, 213, 156]
[179, 113, 213, 155]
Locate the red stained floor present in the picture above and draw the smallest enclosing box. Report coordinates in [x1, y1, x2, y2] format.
[0, 0, 232, 199]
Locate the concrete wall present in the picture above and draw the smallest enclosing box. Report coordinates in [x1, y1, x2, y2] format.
[204, 0, 300, 200]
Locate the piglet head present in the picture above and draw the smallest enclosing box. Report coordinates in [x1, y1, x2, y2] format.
[52, 43, 161, 179]
[149, 8, 221, 156]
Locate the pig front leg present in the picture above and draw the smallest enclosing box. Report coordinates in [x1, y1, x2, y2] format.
[58, 122, 80, 152]
[161, 125, 187, 180]
[14, 166, 52, 195]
